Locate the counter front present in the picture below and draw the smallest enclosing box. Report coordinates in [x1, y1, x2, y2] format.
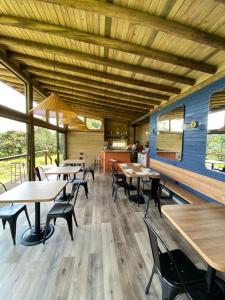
[101, 150, 131, 172]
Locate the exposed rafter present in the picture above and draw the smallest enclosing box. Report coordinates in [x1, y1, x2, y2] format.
[0, 15, 217, 74]
[39, 84, 150, 111]
[32, 75, 164, 106]
[22, 66, 169, 101]
[10, 52, 181, 94]
[7, 51, 180, 94]
[39, 0, 225, 51]
[0, 36, 196, 85]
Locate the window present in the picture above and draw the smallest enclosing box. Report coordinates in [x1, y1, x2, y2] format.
[34, 126, 57, 166]
[86, 118, 102, 130]
[0, 118, 28, 183]
[205, 88, 225, 173]
[112, 140, 127, 148]
[0, 63, 26, 113]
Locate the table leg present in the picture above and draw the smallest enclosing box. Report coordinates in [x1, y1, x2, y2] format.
[203, 266, 225, 299]
[129, 177, 136, 191]
[21, 202, 54, 246]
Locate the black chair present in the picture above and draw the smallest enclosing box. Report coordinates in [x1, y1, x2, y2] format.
[70, 169, 89, 199]
[111, 167, 130, 201]
[34, 166, 49, 181]
[83, 160, 96, 181]
[142, 178, 163, 218]
[142, 176, 152, 190]
[144, 218, 209, 300]
[0, 182, 31, 245]
[43, 184, 80, 244]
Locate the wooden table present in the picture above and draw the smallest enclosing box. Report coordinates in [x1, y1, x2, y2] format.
[63, 159, 86, 166]
[0, 181, 67, 246]
[118, 163, 160, 204]
[162, 203, 225, 298]
[44, 166, 81, 178]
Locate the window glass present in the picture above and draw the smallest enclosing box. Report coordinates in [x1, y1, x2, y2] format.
[205, 89, 225, 173]
[59, 132, 66, 162]
[157, 106, 184, 161]
[86, 118, 102, 130]
[34, 126, 57, 167]
[0, 63, 26, 113]
[0, 117, 27, 183]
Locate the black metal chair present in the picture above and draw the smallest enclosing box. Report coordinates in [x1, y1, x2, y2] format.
[69, 169, 89, 199]
[0, 182, 31, 245]
[142, 178, 162, 218]
[43, 184, 80, 244]
[83, 160, 96, 181]
[34, 166, 49, 181]
[111, 167, 130, 201]
[144, 218, 209, 300]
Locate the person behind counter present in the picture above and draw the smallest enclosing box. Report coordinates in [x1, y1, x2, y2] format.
[131, 141, 143, 162]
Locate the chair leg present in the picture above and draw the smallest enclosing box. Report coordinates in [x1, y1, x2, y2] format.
[156, 197, 162, 218]
[8, 218, 17, 245]
[123, 187, 127, 195]
[54, 218, 56, 225]
[83, 182, 88, 199]
[144, 198, 150, 218]
[145, 266, 155, 295]
[43, 216, 51, 244]
[91, 170, 94, 181]
[24, 206, 31, 227]
[114, 186, 118, 202]
[72, 210, 78, 227]
[112, 186, 115, 196]
[65, 215, 73, 240]
[2, 219, 6, 229]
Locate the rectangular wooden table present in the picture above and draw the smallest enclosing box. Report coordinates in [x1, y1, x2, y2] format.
[118, 163, 160, 204]
[44, 166, 81, 178]
[162, 203, 225, 298]
[63, 159, 86, 166]
[0, 181, 67, 246]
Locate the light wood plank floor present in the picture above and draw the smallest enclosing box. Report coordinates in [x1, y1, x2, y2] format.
[0, 172, 224, 300]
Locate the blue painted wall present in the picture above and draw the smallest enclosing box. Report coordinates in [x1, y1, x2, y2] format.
[149, 77, 225, 202]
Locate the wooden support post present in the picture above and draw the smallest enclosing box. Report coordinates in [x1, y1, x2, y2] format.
[26, 82, 35, 181]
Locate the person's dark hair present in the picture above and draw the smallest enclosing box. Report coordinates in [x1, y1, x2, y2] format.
[135, 141, 139, 144]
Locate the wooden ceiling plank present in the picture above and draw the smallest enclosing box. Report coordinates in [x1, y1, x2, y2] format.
[39, 0, 225, 51]
[9, 52, 181, 94]
[23, 65, 169, 100]
[0, 15, 217, 74]
[0, 36, 195, 85]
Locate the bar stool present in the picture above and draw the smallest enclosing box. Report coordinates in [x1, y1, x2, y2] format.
[11, 162, 26, 183]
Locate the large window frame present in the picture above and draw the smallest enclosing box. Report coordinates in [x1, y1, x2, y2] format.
[0, 59, 66, 182]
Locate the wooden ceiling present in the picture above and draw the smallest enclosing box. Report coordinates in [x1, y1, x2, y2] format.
[0, 0, 225, 123]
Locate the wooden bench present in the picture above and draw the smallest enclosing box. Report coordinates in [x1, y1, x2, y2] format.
[160, 177, 204, 205]
[150, 159, 225, 205]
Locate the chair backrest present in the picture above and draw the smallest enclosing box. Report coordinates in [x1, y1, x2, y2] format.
[144, 218, 194, 300]
[0, 182, 7, 193]
[68, 183, 80, 207]
[34, 166, 49, 181]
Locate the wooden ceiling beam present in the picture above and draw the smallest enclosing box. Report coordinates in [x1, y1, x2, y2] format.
[0, 15, 217, 74]
[33, 75, 161, 106]
[9, 52, 181, 94]
[23, 66, 169, 101]
[0, 36, 195, 85]
[39, 0, 225, 51]
[39, 83, 150, 111]
[56, 91, 145, 115]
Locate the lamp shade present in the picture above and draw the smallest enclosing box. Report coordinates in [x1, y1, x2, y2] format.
[64, 116, 88, 130]
[32, 93, 75, 118]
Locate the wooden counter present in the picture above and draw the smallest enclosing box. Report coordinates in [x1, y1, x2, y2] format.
[101, 150, 131, 172]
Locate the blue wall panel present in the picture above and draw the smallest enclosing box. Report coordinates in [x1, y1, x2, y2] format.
[149, 77, 225, 202]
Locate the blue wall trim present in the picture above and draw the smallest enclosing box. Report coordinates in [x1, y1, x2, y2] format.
[149, 77, 225, 202]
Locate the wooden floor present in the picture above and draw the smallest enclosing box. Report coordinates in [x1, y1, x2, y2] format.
[0, 172, 223, 300]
